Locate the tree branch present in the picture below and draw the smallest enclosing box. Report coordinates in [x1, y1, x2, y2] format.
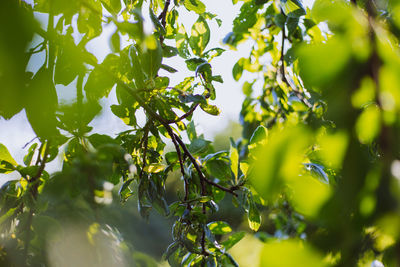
[279, 15, 312, 109]
[158, 0, 171, 28]
[24, 141, 50, 263]
[170, 133, 190, 203]
[138, 122, 150, 181]
[166, 103, 199, 124]
[171, 133, 239, 197]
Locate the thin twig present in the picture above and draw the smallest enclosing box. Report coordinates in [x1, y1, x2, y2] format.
[166, 104, 199, 124]
[158, 0, 171, 28]
[23, 137, 38, 149]
[158, 0, 171, 45]
[170, 134, 189, 200]
[172, 133, 239, 197]
[279, 15, 312, 109]
[138, 122, 150, 180]
[24, 141, 50, 263]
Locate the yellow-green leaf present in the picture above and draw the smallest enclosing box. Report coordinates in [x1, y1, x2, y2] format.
[0, 143, 17, 166]
[143, 163, 166, 173]
[189, 16, 210, 56]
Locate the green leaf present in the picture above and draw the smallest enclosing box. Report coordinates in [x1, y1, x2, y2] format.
[280, 0, 306, 18]
[149, 7, 166, 35]
[140, 36, 163, 78]
[111, 105, 137, 126]
[175, 24, 191, 59]
[189, 16, 210, 56]
[0, 144, 17, 167]
[356, 105, 381, 144]
[198, 196, 212, 203]
[163, 45, 179, 58]
[85, 59, 117, 100]
[203, 48, 225, 60]
[0, 207, 17, 225]
[101, 0, 122, 14]
[274, 13, 287, 29]
[25, 67, 59, 139]
[221, 231, 246, 250]
[233, 2, 259, 35]
[119, 178, 134, 202]
[188, 138, 210, 155]
[183, 0, 206, 14]
[129, 45, 146, 88]
[178, 94, 207, 104]
[109, 30, 121, 53]
[260, 239, 327, 267]
[200, 102, 221, 116]
[185, 58, 207, 71]
[206, 160, 232, 180]
[165, 152, 179, 164]
[187, 121, 197, 141]
[211, 75, 223, 83]
[297, 37, 351, 87]
[143, 163, 166, 173]
[23, 143, 38, 166]
[232, 59, 244, 81]
[248, 125, 268, 154]
[117, 20, 144, 41]
[229, 145, 239, 182]
[77, 0, 102, 39]
[207, 221, 232, 235]
[248, 198, 261, 231]
[163, 242, 180, 261]
[34, 0, 79, 15]
[195, 62, 212, 80]
[88, 134, 116, 148]
[161, 64, 178, 73]
[54, 33, 84, 85]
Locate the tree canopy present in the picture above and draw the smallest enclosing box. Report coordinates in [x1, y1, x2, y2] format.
[1, 0, 400, 266]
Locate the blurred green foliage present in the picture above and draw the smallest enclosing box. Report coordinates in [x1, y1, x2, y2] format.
[1, 0, 400, 266]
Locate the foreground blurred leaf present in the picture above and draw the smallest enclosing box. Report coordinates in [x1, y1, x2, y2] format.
[260, 239, 327, 267]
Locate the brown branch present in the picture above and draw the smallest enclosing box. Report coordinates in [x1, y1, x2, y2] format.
[35, 26, 240, 199]
[279, 14, 312, 109]
[157, 0, 171, 45]
[171, 133, 239, 197]
[158, 0, 171, 28]
[24, 141, 50, 263]
[170, 133, 190, 203]
[166, 103, 199, 124]
[138, 122, 150, 180]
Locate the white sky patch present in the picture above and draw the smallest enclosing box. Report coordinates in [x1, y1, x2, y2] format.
[391, 160, 400, 181]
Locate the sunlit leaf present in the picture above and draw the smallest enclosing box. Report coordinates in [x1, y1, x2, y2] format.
[356, 105, 381, 144]
[260, 239, 328, 267]
[248, 198, 261, 231]
[143, 163, 166, 173]
[229, 145, 239, 181]
[176, 24, 191, 59]
[183, 0, 206, 14]
[280, 0, 306, 18]
[200, 102, 221, 116]
[188, 138, 210, 155]
[189, 16, 210, 56]
[206, 159, 231, 180]
[207, 221, 232, 235]
[141, 36, 163, 78]
[0, 143, 18, 167]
